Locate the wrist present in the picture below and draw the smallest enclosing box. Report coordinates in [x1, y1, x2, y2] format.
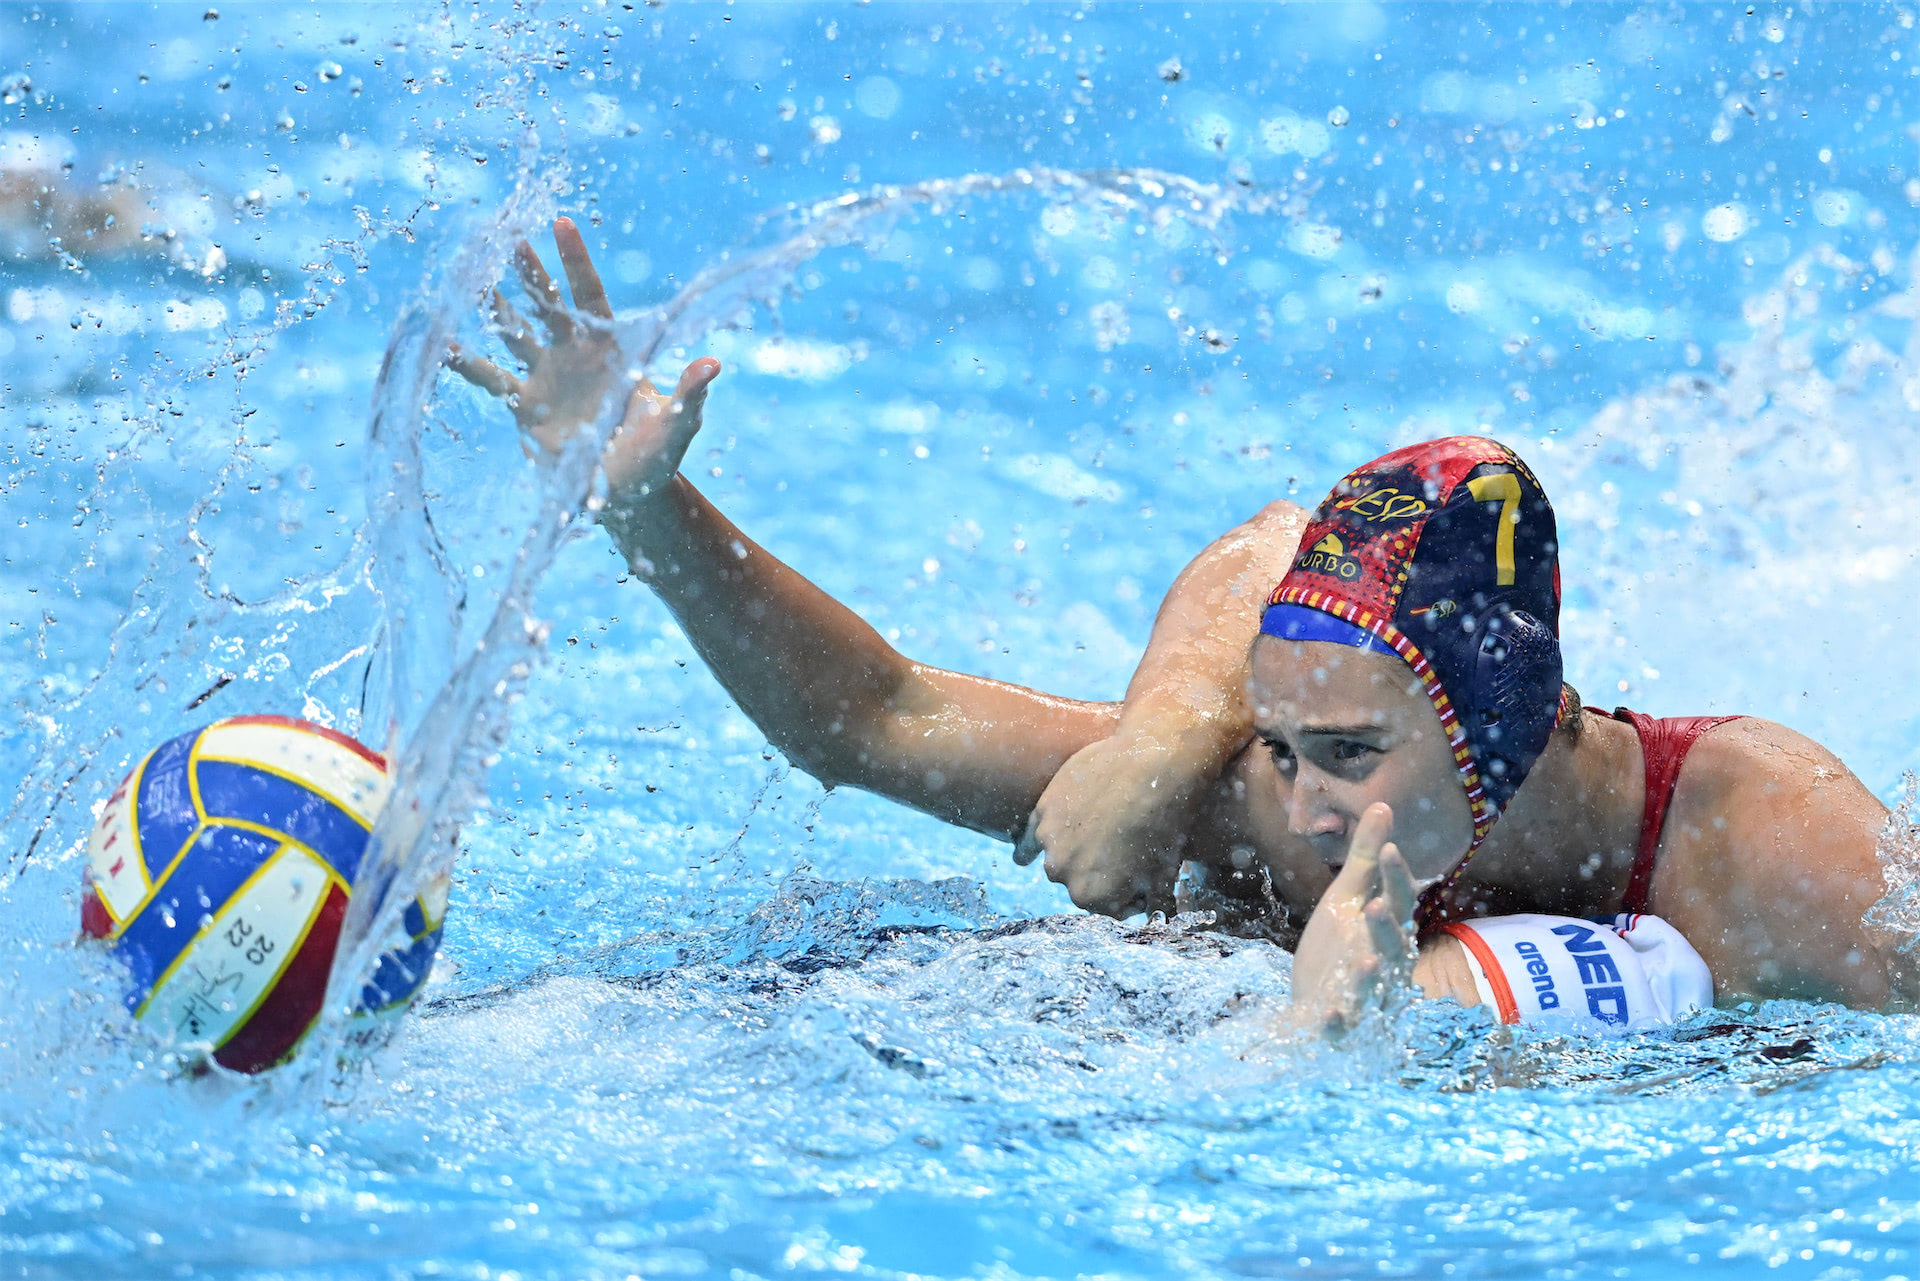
[598, 473, 686, 575]
[1112, 694, 1250, 775]
[1088, 717, 1234, 816]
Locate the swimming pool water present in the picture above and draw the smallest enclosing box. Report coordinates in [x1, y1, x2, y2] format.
[5, 3, 1920, 1278]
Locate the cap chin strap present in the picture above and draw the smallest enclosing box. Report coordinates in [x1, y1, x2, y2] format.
[1417, 845, 1485, 931]
[1413, 672, 1574, 933]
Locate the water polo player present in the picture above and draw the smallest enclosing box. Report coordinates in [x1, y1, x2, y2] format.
[449, 220, 1905, 1027]
[1033, 432, 1900, 1021]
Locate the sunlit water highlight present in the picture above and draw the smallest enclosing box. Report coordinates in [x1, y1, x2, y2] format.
[4, 3, 1920, 1278]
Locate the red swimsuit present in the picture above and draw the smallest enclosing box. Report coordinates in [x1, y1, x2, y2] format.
[1609, 708, 1743, 914]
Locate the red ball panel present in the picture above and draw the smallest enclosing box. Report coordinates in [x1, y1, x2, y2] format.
[213, 883, 349, 1075]
[80, 888, 114, 940]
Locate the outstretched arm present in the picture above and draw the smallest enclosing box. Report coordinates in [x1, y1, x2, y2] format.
[449, 219, 1113, 841]
[611, 471, 1116, 838]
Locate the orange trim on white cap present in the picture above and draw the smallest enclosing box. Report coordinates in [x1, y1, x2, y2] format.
[1441, 921, 1520, 1024]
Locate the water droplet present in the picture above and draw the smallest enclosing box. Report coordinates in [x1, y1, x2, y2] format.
[1327, 105, 1351, 127]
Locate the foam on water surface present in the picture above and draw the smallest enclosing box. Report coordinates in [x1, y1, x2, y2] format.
[5, 3, 1920, 1278]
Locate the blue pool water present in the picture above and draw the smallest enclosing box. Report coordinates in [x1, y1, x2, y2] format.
[6, 2, 1920, 1277]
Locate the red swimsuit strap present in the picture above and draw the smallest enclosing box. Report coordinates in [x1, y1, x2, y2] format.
[1611, 708, 1742, 914]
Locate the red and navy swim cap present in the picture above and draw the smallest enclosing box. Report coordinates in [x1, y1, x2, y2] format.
[1260, 436, 1563, 869]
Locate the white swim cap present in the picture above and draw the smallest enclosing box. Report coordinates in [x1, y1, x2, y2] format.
[1441, 913, 1713, 1032]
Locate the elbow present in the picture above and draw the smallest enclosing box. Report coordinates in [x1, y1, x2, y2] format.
[778, 738, 854, 793]
[1255, 497, 1305, 525]
[767, 703, 887, 793]
[760, 661, 929, 795]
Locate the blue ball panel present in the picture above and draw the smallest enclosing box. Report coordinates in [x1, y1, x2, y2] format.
[358, 925, 442, 1015]
[135, 729, 203, 883]
[116, 823, 283, 1013]
[194, 759, 370, 882]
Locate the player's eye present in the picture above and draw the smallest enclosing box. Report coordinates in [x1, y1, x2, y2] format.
[1260, 736, 1296, 771]
[1331, 739, 1378, 762]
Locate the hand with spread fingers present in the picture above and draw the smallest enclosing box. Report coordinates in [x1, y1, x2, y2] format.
[1285, 802, 1419, 1034]
[446, 216, 721, 519]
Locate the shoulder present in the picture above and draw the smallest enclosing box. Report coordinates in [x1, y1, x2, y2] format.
[1667, 715, 1882, 859]
[1657, 716, 1894, 1005]
[1251, 497, 1311, 525]
[1698, 715, 1846, 767]
[1679, 717, 1860, 812]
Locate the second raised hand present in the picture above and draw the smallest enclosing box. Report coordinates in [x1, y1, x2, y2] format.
[1286, 802, 1420, 1034]
[447, 217, 723, 514]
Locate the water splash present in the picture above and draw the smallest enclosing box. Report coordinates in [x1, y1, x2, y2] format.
[1865, 773, 1920, 1003]
[1534, 242, 1920, 746]
[11, 7, 1920, 1277]
[0, 2, 554, 1085]
[312, 163, 1302, 1069]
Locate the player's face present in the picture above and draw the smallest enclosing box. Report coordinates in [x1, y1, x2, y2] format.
[1246, 636, 1475, 887]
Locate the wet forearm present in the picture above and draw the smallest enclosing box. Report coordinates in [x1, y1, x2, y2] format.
[602, 474, 913, 785]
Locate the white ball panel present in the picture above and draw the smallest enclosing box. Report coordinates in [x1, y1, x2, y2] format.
[138, 843, 335, 1048]
[87, 757, 150, 925]
[195, 720, 392, 827]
